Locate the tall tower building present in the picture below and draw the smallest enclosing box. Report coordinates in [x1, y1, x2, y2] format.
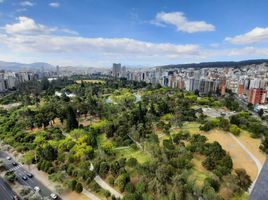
[112, 63, 121, 78]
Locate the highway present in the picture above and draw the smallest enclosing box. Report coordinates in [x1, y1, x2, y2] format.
[0, 177, 17, 200]
[0, 151, 60, 199]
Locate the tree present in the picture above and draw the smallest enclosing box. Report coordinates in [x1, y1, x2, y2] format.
[235, 168, 252, 191]
[202, 186, 220, 200]
[127, 158, 137, 167]
[202, 156, 216, 170]
[247, 103, 254, 111]
[70, 179, 77, 191]
[41, 144, 58, 161]
[101, 140, 115, 155]
[219, 118, 230, 131]
[66, 106, 78, 131]
[258, 108, 264, 117]
[204, 176, 220, 192]
[75, 182, 83, 193]
[4, 171, 16, 183]
[0, 159, 6, 172]
[99, 162, 110, 177]
[229, 124, 240, 136]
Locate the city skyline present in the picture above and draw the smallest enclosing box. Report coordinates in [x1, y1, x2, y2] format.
[0, 0, 268, 67]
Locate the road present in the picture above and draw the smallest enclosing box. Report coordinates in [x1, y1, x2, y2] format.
[250, 159, 268, 200]
[0, 177, 18, 200]
[0, 151, 60, 199]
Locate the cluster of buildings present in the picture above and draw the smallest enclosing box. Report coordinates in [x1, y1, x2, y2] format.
[0, 71, 36, 93]
[111, 62, 268, 106]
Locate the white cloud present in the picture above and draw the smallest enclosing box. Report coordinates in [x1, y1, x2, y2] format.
[225, 27, 268, 45]
[4, 16, 55, 35]
[49, 2, 60, 8]
[0, 16, 268, 66]
[0, 16, 200, 58]
[20, 1, 34, 7]
[154, 12, 215, 33]
[0, 33, 200, 56]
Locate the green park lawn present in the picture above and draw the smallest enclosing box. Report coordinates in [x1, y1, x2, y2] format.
[114, 147, 151, 164]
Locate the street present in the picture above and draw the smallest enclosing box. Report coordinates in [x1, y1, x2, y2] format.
[0, 151, 61, 199]
[0, 177, 17, 200]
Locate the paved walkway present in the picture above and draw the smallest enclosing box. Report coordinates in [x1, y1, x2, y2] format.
[94, 175, 123, 199]
[82, 190, 101, 200]
[228, 132, 263, 193]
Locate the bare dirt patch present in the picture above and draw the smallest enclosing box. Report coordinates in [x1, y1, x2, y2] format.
[200, 129, 258, 180]
[237, 131, 266, 164]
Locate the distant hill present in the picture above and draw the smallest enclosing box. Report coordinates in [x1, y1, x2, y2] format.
[158, 59, 268, 69]
[0, 61, 55, 72]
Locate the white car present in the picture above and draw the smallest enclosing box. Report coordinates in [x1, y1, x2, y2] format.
[50, 193, 58, 199]
[34, 186, 40, 192]
[6, 156, 11, 160]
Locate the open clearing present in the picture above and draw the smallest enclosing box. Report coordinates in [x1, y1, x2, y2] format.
[201, 129, 259, 180]
[115, 147, 151, 164]
[237, 130, 266, 164]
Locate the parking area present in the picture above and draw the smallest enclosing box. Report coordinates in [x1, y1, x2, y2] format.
[202, 107, 236, 118]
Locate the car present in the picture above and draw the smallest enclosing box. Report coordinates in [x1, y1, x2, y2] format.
[6, 156, 11, 160]
[26, 172, 33, 178]
[34, 186, 40, 192]
[50, 193, 58, 199]
[12, 162, 17, 166]
[22, 175, 28, 181]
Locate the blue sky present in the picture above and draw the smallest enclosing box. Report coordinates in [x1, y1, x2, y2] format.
[0, 0, 268, 67]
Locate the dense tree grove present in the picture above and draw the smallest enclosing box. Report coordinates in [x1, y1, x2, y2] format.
[0, 76, 256, 199]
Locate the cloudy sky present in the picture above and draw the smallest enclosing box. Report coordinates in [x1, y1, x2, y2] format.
[0, 0, 268, 67]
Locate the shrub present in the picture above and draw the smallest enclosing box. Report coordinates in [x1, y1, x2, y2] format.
[229, 124, 240, 136]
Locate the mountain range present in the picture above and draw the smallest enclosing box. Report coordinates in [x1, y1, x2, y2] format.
[158, 59, 268, 69]
[0, 61, 55, 72]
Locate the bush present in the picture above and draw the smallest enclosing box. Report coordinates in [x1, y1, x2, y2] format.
[229, 124, 240, 136]
[127, 158, 138, 167]
[75, 182, 83, 193]
[69, 179, 77, 191]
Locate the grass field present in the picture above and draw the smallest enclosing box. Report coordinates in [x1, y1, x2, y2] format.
[114, 147, 151, 164]
[76, 80, 105, 84]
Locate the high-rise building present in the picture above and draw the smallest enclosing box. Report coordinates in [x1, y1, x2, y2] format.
[56, 65, 60, 75]
[112, 63, 121, 78]
[121, 66, 126, 78]
[248, 88, 267, 105]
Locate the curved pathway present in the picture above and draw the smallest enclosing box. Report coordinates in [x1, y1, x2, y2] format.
[227, 132, 263, 193]
[94, 175, 123, 199]
[82, 190, 100, 200]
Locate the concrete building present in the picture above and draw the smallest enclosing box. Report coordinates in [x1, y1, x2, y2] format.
[112, 63, 121, 78]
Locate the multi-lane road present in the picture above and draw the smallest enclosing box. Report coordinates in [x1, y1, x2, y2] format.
[0, 151, 60, 199]
[0, 176, 18, 200]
